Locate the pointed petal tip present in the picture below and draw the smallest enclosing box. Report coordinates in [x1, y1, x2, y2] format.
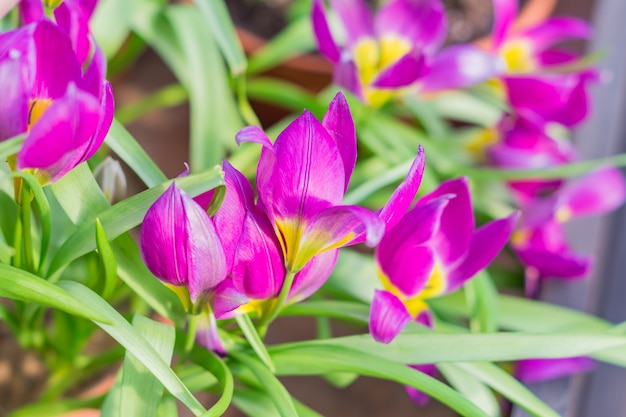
[235, 125, 273, 149]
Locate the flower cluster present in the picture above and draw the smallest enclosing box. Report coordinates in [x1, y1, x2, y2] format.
[0, 1, 112, 183]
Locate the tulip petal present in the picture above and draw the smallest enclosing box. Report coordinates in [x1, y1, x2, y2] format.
[322, 91, 357, 190]
[212, 279, 250, 320]
[235, 125, 273, 149]
[269, 110, 346, 220]
[369, 289, 411, 344]
[55, 0, 94, 65]
[196, 311, 226, 356]
[447, 212, 519, 292]
[380, 244, 436, 298]
[516, 357, 595, 383]
[559, 167, 626, 218]
[231, 210, 286, 300]
[0, 53, 29, 140]
[80, 81, 114, 163]
[405, 364, 438, 405]
[32, 20, 82, 98]
[371, 49, 427, 88]
[374, 0, 447, 54]
[492, 0, 518, 48]
[515, 247, 592, 280]
[19, 0, 44, 24]
[333, 58, 363, 100]
[419, 178, 474, 267]
[18, 84, 101, 182]
[312, 0, 341, 63]
[520, 18, 592, 52]
[213, 161, 257, 271]
[140, 183, 227, 303]
[291, 204, 384, 271]
[328, 0, 374, 46]
[421, 45, 504, 92]
[290, 249, 339, 303]
[378, 146, 425, 230]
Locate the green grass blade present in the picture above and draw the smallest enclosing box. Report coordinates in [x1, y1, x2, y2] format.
[58, 281, 207, 416]
[0, 264, 109, 323]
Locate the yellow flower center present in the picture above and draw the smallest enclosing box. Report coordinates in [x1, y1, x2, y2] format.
[379, 262, 447, 317]
[464, 127, 499, 159]
[500, 39, 536, 73]
[353, 35, 412, 106]
[28, 98, 53, 130]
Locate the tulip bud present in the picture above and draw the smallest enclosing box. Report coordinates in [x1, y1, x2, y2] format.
[93, 156, 127, 204]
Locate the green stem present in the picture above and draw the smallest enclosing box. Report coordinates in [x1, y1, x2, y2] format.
[184, 313, 199, 356]
[258, 270, 296, 333]
[20, 183, 34, 272]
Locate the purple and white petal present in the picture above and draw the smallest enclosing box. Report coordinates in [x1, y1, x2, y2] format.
[369, 289, 411, 344]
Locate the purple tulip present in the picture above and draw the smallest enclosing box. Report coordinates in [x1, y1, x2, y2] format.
[512, 167, 626, 296]
[312, 0, 445, 105]
[140, 183, 228, 307]
[236, 92, 384, 275]
[0, 20, 113, 183]
[370, 178, 518, 343]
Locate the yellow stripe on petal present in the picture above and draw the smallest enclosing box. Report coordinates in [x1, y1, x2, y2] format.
[28, 98, 53, 130]
[378, 35, 411, 70]
[464, 128, 499, 160]
[500, 39, 536, 73]
[418, 262, 446, 299]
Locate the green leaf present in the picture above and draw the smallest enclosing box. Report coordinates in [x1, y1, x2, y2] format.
[58, 281, 207, 416]
[430, 90, 503, 127]
[282, 300, 370, 324]
[271, 332, 626, 365]
[165, 5, 244, 170]
[270, 344, 488, 417]
[187, 344, 234, 417]
[0, 134, 25, 160]
[0, 264, 109, 323]
[11, 171, 51, 274]
[247, 18, 315, 74]
[95, 219, 118, 300]
[235, 314, 275, 372]
[192, 0, 247, 75]
[457, 362, 559, 417]
[48, 166, 224, 277]
[231, 352, 298, 417]
[233, 387, 324, 417]
[343, 158, 414, 205]
[91, 0, 133, 58]
[117, 314, 176, 417]
[104, 119, 168, 188]
[438, 364, 501, 417]
[246, 77, 326, 116]
[7, 396, 102, 417]
[465, 271, 498, 333]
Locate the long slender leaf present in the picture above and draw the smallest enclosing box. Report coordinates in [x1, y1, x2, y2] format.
[166, 5, 244, 170]
[231, 352, 299, 417]
[270, 332, 626, 365]
[104, 119, 168, 188]
[188, 344, 234, 417]
[48, 166, 223, 276]
[457, 362, 559, 417]
[58, 281, 207, 416]
[270, 344, 488, 417]
[438, 364, 501, 417]
[117, 314, 176, 417]
[8, 396, 102, 417]
[0, 264, 109, 323]
[247, 18, 316, 74]
[465, 271, 498, 333]
[95, 219, 118, 300]
[235, 314, 275, 372]
[193, 0, 247, 75]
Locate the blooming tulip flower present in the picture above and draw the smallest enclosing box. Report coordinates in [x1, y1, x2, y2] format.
[0, 20, 113, 183]
[512, 167, 626, 297]
[312, 0, 446, 105]
[370, 178, 517, 343]
[236, 92, 384, 275]
[140, 182, 228, 308]
[422, 0, 596, 128]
